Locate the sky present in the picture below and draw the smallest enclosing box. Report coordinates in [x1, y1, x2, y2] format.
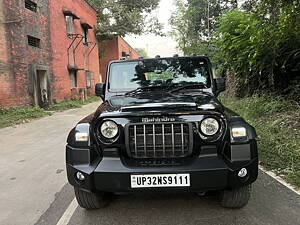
[124, 0, 177, 57]
[124, 0, 247, 58]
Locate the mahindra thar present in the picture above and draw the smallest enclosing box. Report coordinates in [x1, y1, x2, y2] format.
[66, 56, 258, 209]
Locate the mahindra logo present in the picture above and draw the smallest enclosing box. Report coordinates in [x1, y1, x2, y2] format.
[142, 117, 176, 123]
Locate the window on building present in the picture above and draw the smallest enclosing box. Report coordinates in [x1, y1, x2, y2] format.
[65, 16, 73, 35]
[83, 28, 88, 45]
[85, 70, 91, 88]
[70, 71, 77, 88]
[25, 0, 37, 12]
[27, 35, 40, 48]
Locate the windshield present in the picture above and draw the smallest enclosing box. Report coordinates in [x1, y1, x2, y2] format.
[108, 57, 211, 92]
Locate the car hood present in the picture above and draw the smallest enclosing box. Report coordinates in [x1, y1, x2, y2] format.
[93, 91, 224, 118]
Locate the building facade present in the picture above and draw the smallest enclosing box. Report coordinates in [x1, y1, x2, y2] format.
[0, 0, 100, 107]
[99, 35, 140, 82]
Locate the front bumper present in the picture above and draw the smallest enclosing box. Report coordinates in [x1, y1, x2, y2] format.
[66, 153, 258, 193]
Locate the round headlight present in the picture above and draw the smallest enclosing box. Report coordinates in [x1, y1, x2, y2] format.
[100, 121, 118, 139]
[200, 118, 220, 136]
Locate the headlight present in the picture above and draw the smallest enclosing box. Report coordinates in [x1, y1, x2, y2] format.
[100, 121, 118, 139]
[200, 118, 220, 136]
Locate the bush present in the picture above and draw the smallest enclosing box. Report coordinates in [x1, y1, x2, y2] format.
[221, 95, 300, 188]
[215, 1, 300, 97]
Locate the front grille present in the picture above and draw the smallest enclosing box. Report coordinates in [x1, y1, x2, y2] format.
[126, 123, 192, 158]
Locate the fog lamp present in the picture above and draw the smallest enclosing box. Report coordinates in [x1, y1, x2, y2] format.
[75, 132, 89, 142]
[231, 127, 246, 138]
[238, 168, 248, 178]
[76, 172, 85, 181]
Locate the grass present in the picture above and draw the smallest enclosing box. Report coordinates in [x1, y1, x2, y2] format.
[0, 96, 100, 128]
[220, 94, 300, 188]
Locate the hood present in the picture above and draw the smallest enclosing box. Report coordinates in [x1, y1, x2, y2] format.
[94, 91, 224, 118]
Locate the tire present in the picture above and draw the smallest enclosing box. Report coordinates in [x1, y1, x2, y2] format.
[74, 187, 108, 210]
[220, 184, 251, 209]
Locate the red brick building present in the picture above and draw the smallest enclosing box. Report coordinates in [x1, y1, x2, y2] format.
[0, 0, 100, 107]
[99, 35, 140, 82]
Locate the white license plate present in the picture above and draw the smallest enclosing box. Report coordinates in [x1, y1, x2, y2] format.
[131, 174, 190, 188]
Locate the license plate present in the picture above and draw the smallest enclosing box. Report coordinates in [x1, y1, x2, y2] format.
[131, 174, 190, 188]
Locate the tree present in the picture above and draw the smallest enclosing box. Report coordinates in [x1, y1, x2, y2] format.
[169, 0, 237, 57]
[135, 48, 149, 58]
[87, 0, 164, 40]
[169, 0, 190, 54]
[215, 0, 300, 96]
[241, 0, 257, 12]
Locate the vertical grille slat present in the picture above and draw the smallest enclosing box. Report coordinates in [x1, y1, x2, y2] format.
[162, 124, 165, 157]
[134, 125, 137, 156]
[171, 124, 175, 157]
[128, 123, 191, 159]
[153, 124, 156, 157]
[143, 125, 146, 157]
[181, 124, 184, 154]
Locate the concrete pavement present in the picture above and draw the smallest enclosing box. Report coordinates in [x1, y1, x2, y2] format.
[0, 100, 300, 225]
[0, 101, 101, 225]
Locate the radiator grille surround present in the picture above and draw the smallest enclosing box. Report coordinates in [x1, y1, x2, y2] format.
[125, 123, 193, 158]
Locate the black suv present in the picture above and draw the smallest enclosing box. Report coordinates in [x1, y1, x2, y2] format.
[66, 56, 258, 209]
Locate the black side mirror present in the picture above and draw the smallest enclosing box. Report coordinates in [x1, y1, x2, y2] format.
[95, 83, 105, 99]
[214, 77, 226, 95]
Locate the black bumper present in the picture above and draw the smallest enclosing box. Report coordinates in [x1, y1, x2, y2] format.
[66, 154, 258, 193]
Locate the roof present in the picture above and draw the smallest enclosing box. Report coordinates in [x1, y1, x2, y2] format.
[83, 0, 97, 12]
[109, 56, 210, 64]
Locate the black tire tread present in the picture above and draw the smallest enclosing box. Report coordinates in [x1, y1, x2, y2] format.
[221, 184, 251, 208]
[74, 187, 106, 209]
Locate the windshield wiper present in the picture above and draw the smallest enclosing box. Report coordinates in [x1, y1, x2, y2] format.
[168, 83, 208, 93]
[125, 86, 166, 96]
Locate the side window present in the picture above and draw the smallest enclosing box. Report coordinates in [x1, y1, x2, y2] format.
[65, 16, 73, 35]
[27, 35, 40, 48]
[83, 28, 88, 45]
[25, 0, 37, 12]
[85, 70, 91, 88]
[70, 71, 77, 88]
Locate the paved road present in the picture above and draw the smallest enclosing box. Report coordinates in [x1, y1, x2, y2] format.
[1, 101, 300, 225]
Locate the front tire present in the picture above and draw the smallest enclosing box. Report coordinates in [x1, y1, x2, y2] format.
[220, 184, 251, 208]
[74, 187, 107, 210]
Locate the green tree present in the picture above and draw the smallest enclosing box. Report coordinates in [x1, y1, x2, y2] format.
[169, 0, 237, 58]
[87, 0, 164, 40]
[135, 48, 149, 58]
[215, 0, 300, 96]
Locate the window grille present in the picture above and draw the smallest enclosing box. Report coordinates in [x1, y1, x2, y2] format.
[85, 71, 91, 88]
[27, 35, 40, 48]
[70, 71, 77, 88]
[65, 16, 73, 35]
[25, 0, 37, 12]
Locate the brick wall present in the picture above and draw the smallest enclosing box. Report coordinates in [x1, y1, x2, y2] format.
[50, 0, 100, 101]
[0, 0, 100, 107]
[99, 36, 140, 82]
[0, 0, 52, 107]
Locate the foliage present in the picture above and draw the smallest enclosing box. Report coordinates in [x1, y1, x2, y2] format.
[215, 1, 300, 97]
[169, 0, 237, 58]
[87, 0, 163, 39]
[221, 95, 300, 188]
[0, 96, 100, 128]
[135, 48, 149, 58]
[241, 0, 257, 12]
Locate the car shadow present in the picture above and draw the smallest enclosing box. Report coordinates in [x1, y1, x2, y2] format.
[69, 192, 256, 225]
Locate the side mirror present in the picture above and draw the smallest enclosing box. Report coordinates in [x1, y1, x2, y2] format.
[95, 83, 105, 99]
[214, 77, 226, 95]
